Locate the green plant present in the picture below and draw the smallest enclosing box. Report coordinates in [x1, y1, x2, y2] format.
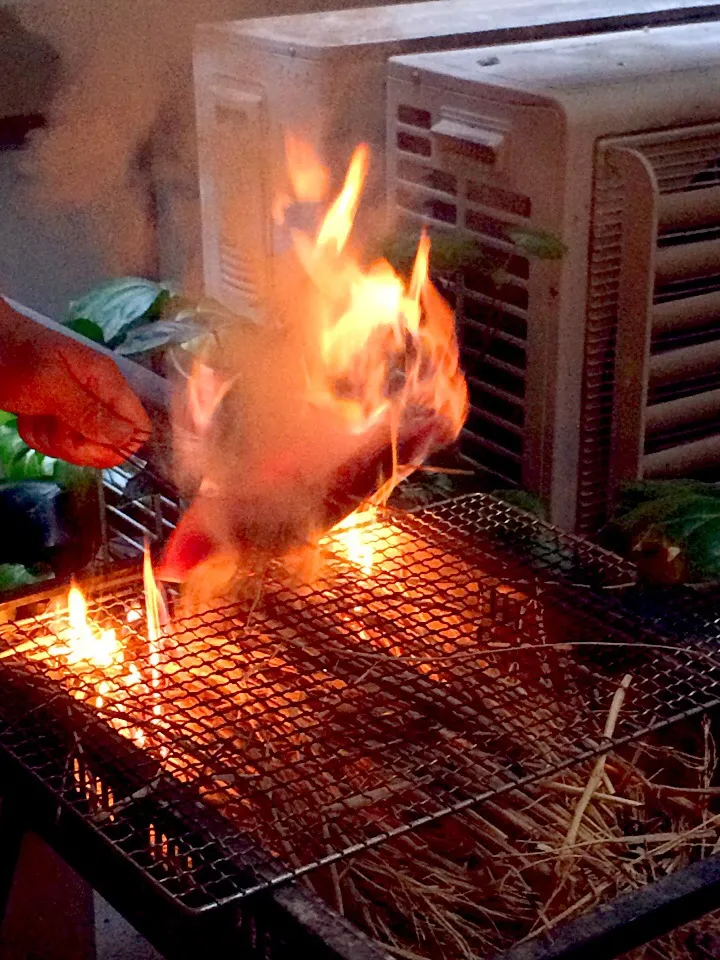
[0, 412, 97, 592]
[491, 488, 547, 520]
[605, 480, 720, 584]
[64, 277, 204, 359]
[381, 226, 566, 279]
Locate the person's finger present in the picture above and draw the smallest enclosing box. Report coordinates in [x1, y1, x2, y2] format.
[54, 345, 152, 447]
[17, 415, 142, 468]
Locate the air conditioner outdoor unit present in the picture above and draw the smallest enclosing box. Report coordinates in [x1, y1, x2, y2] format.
[194, 0, 720, 321]
[387, 19, 720, 533]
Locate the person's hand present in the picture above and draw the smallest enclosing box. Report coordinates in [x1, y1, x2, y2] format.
[0, 298, 151, 467]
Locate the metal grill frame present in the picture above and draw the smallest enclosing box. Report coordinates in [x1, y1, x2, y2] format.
[3, 489, 720, 958]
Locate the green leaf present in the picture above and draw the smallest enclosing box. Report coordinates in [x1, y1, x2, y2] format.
[0, 422, 30, 479]
[0, 563, 48, 591]
[114, 318, 204, 356]
[65, 317, 105, 343]
[381, 229, 493, 277]
[508, 229, 567, 260]
[65, 277, 173, 346]
[606, 481, 720, 582]
[0, 418, 93, 490]
[644, 496, 720, 578]
[51, 458, 95, 494]
[492, 488, 547, 520]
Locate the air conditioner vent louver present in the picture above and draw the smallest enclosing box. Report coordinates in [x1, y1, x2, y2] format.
[397, 158, 458, 195]
[389, 22, 720, 531]
[393, 103, 533, 486]
[200, 90, 269, 319]
[607, 124, 720, 498]
[575, 169, 625, 532]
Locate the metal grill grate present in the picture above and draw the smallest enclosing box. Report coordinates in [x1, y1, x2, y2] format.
[1, 494, 720, 915]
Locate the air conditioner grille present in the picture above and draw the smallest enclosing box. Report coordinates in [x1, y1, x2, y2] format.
[576, 167, 625, 531]
[393, 103, 534, 486]
[397, 104, 431, 129]
[397, 158, 457, 195]
[397, 130, 432, 157]
[212, 98, 268, 318]
[586, 125, 720, 518]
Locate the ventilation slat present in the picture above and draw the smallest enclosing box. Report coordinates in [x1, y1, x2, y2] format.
[658, 185, 720, 232]
[655, 238, 720, 284]
[468, 405, 522, 436]
[646, 388, 720, 433]
[467, 376, 525, 411]
[649, 339, 720, 385]
[653, 289, 720, 333]
[461, 431, 522, 464]
[643, 432, 720, 476]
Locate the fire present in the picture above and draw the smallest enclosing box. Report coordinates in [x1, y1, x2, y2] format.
[286, 132, 330, 204]
[144, 541, 167, 651]
[187, 358, 235, 436]
[288, 140, 467, 449]
[63, 583, 122, 668]
[164, 138, 467, 586]
[330, 507, 378, 575]
[144, 542, 167, 725]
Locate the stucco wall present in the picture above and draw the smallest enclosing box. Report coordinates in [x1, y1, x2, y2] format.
[0, 0, 393, 312]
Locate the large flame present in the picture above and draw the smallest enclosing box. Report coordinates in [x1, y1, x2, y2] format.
[289, 141, 467, 444]
[165, 139, 467, 586]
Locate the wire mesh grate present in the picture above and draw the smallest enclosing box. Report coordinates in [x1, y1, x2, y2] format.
[1, 493, 720, 913]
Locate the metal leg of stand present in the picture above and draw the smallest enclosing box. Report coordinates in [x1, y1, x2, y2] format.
[0, 794, 24, 926]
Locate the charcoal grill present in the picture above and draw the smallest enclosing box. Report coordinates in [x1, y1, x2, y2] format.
[2, 473, 720, 959]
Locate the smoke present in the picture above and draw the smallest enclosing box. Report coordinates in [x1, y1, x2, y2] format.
[11, 0, 377, 286]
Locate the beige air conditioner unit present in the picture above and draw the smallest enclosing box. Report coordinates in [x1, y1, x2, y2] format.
[387, 19, 720, 533]
[193, 0, 720, 320]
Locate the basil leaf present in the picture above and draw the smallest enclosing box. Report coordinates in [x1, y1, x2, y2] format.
[114, 319, 204, 357]
[65, 317, 105, 344]
[65, 278, 173, 346]
[508, 229, 567, 261]
[0, 564, 46, 592]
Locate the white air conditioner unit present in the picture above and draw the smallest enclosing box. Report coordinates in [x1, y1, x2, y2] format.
[193, 0, 720, 320]
[386, 19, 720, 533]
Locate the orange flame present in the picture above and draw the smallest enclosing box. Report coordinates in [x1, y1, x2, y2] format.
[286, 132, 330, 205]
[316, 143, 369, 254]
[289, 139, 467, 452]
[172, 138, 467, 582]
[64, 583, 122, 668]
[144, 542, 167, 711]
[186, 359, 236, 436]
[331, 507, 378, 574]
[144, 541, 167, 647]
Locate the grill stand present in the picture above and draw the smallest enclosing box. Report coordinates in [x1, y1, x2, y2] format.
[3, 768, 720, 960]
[4, 463, 720, 956]
[0, 793, 24, 925]
[495, 852, 720, 960]
[0, 778, 388, 960]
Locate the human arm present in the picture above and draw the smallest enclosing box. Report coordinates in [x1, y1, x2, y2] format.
[0, 296, 151, 467]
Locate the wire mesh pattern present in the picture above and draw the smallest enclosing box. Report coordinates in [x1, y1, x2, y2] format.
[1, 494, 720, 914]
